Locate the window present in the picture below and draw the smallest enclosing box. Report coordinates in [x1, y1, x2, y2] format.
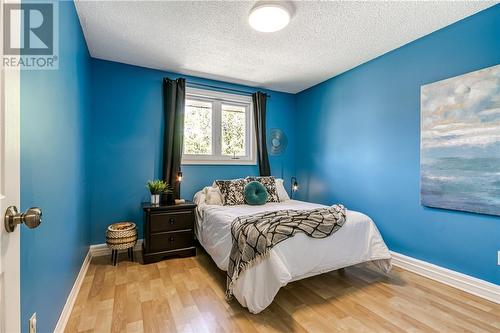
[182, 87, 256, 165]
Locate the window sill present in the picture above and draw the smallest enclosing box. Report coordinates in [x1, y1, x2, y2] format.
[181, 159, 257, 166]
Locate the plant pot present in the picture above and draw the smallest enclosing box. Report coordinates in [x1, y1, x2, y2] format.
[151, 194, 160, 205]
[161, 192, 175, 205]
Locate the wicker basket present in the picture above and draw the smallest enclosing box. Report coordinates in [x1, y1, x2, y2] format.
[106, 222, 138, 250]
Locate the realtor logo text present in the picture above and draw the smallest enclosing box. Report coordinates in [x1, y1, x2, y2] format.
[2, 1, 59, 70]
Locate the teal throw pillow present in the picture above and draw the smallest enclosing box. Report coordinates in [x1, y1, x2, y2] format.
[244, 181, 268, 205]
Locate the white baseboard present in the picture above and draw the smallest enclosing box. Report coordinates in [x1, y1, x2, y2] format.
[53, 250, 92, 333]
[89, 239, 143, 257]
[390, 251, 500, 304]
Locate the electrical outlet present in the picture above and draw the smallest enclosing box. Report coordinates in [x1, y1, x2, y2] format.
[29, 313, 36, 333]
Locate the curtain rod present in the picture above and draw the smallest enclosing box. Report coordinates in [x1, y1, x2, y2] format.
[186, 82, 271, 98]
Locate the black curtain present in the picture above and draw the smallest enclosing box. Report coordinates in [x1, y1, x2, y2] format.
[252, 92, 271, 176]
[162, 78, 185, 198]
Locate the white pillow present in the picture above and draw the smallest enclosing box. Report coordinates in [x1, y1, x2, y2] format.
[275, 178, 290, 202]
[193, 190, 206, 206]
[204, 186, 223, 205]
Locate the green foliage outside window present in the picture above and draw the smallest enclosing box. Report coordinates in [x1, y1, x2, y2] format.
[183, 98, 248, 159]
[222, 106, 246, 157]
[184, 101, 212, 155]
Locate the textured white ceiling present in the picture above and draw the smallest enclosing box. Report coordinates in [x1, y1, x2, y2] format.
[75, 1, 497, 93]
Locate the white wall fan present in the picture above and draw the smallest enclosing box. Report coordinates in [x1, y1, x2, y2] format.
[268, 128, 288, 155]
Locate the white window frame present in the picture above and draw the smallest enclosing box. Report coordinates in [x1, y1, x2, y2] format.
[182, 87, 256, 165]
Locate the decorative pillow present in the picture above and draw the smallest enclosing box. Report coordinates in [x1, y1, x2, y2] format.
[214, 179, 247, 205]
[244, 181, 268, 205]
[246, 176, 279, 203]
[205, 186, 223, 205]
[275, 178, 290, 202]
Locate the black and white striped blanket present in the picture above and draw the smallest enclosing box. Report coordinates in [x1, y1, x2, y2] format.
[226, 204, 347, 299]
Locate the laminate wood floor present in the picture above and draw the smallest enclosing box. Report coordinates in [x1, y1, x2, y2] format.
[65, 248, 500, 333]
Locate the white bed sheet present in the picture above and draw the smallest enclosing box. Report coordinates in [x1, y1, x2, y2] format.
[195, 199, 392, 313]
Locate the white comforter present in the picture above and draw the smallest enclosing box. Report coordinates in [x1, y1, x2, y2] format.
[194, 198, 392, 313]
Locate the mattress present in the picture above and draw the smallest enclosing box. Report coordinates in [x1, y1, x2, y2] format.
[194, 197, 392, 313]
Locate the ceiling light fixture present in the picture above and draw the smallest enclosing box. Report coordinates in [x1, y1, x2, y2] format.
[249, 2, 291, 33]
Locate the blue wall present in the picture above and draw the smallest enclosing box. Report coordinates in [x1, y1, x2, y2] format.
[20, 2, 90, 332]
[89, 59, 296, 244]
[295, 5, 500, 284]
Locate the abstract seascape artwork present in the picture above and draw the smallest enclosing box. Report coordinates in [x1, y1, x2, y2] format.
[421, 64, 500, 216]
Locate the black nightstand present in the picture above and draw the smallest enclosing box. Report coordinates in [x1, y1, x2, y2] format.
[141, 202, 197, 264]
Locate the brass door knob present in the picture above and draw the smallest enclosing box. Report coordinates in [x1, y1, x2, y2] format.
[4, 206, 42, 232]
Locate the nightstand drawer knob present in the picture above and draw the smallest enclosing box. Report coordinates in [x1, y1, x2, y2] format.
[169, 218, 175, 224]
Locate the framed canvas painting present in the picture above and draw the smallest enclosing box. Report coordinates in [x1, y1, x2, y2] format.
[420, 64, 500, 216]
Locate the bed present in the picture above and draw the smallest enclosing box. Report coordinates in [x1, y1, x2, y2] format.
[193, 191, 392, 314]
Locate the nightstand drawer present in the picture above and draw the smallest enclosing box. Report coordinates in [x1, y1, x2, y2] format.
[150, 210, 193, 232]
[149, 230, 193, 252]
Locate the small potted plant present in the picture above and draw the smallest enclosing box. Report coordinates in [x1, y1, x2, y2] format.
[146, 179, 168, 205]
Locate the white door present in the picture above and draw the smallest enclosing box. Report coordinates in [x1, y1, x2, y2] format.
[0, 0, 21, 331]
